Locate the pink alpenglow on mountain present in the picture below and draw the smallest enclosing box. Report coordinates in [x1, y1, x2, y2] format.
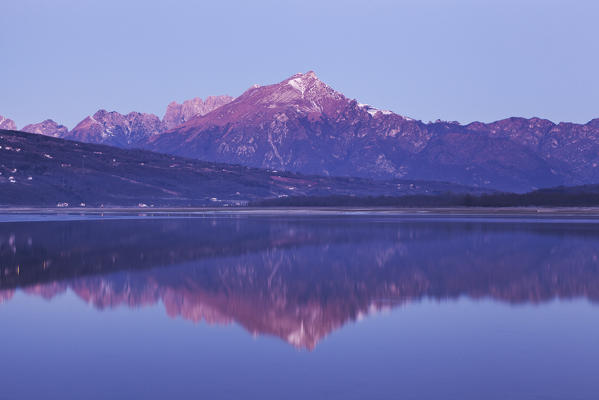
[54, 95, 232, 147]
[22, 119, 69, 138]
[147, 71, 599, 192]
[6, 71, 599, 192]
[65, 110, 166, 147]
[162, 95, 234, 129]
[0, 115, 17, 130]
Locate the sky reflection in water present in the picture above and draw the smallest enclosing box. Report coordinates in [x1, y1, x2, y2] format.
[0, 215, 598, 400]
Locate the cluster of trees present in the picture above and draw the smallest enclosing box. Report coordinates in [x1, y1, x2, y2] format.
[250, 187, 599, 207]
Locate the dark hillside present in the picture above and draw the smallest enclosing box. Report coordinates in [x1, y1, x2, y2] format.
[0, 129, 485, 207]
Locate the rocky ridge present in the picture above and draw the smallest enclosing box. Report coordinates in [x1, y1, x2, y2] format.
[149, 72, 599, 192]
[163, 95, 234, 129]
[0, 115, 16, 131]
[4, 72, 599, 191]
[9, 95, 233, 147]
[22, 119, 69, 138]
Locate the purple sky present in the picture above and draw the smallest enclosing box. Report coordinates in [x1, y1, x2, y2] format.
[2, 0, 599, 129]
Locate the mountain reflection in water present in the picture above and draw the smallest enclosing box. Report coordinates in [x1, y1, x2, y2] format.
[1, 215, 598, 349]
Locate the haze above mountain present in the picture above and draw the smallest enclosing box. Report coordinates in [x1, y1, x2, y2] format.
[4, 71, 599, 192]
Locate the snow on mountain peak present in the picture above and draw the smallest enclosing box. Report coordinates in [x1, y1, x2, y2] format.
[255, 71, 344, 110]
[358, 103, 380, 116]
[285, 71, 320, 91]
[287, 76, 308, 95]
[357, 103, 400, 118]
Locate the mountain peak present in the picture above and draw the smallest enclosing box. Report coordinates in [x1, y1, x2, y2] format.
[22, 119, 68, 138]
[228, 71, 345, 115]
[163, 95, 233, 129]
[67, 109, 165, 146]
[0, 115, 17, 131]
[288, 70, 319, 82]
[283, 71, 323, 96]
[92, 109, 110, 119]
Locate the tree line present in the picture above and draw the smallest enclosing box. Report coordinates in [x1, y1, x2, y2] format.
[249, 187, 599, 207]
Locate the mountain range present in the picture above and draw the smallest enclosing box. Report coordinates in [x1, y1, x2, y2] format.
[2, 71, 599, 192]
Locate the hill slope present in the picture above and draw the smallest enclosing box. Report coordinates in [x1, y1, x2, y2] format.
[0, 129, 484, 207]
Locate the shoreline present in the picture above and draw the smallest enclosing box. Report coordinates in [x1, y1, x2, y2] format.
[2, 206, 599, 216]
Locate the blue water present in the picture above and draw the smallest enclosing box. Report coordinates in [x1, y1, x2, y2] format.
[0, 214, 598, 399]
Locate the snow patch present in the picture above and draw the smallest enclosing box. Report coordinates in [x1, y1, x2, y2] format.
[359, 103, 401, 118]
[287, 77, 307, 95]
[358, 103, 380, 116]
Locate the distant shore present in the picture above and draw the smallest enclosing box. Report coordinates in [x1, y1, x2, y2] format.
[2, 206, 599, 216]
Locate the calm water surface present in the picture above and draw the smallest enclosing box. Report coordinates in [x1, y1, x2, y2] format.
[0, 213, 598, 399]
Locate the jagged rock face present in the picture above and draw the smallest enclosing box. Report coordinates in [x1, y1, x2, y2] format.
[150, 71, 425, 179]
[466, 117, 599, 186]
[0, 115, 17, 131]
[65, 110, 166, 147]
[21, 119, 68, 138]
[58, 95, 232, 147]
[162, 95, 233, 129]
[147, 72, 599, 192]
[7, 72, 599, 192]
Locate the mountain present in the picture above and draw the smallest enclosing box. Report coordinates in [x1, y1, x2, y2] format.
[163, 95, 233, 129]
[5, 72, 599, 192]
[64, 110, 166, 147]
[22, 119, 69, 137]
[146, 72, 599, 192]
[0, 128, 483, 207]
[0, 115, 16, 130]
[63, 96, 233, 147]
[4, 96, 232, 149]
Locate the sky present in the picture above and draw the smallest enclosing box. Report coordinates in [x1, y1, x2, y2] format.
[2, 0, 599, 129]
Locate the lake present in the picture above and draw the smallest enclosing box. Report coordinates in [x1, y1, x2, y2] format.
[1, 212, 598, 399]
